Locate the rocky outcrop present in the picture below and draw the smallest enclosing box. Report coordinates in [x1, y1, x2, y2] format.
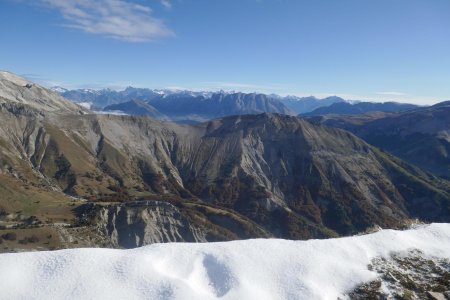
[0, 71, 86, 114]
[348, 249, 450, 300]
[96, 201, 207, 248]
[76, 200, 273, 248]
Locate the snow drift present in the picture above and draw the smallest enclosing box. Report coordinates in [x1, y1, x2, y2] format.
[1, 224, 450, 299]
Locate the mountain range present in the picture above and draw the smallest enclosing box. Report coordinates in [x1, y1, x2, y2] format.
[0, 71, 449, 251]
[307, 102, 450, 179]
[302, 101, 419, 116]
[55, 86, 421, 124]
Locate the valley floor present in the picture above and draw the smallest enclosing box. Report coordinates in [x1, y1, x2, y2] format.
[0, 223, 449, 299]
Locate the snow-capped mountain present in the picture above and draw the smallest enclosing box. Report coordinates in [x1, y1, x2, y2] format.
[51, 86, 357, 121]
[50, 86, 69, 93]
[55, 86, 349, 113]
[52, 87, 297, 122]
[54, 85, 421, 120]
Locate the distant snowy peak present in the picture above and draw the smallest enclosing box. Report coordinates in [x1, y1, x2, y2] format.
[77, 88, 103, 94]
[280, 95, 345, 102]
[52, 87, 109, 95]
[80, 88, 96, 93]
[50, 86, 68, 93]
[152, 89, 214, 98]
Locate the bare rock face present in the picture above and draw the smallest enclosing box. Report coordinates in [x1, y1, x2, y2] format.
[0, 71, 85, 114]
[97, 201, 207, 248]
[75, 199, 272, 248]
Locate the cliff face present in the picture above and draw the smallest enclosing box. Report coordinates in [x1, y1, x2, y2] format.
[74, 200, 273, 249]
[96, 202, 208, 248]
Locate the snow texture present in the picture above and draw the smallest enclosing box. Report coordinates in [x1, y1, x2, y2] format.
[0, 223, 449, 299]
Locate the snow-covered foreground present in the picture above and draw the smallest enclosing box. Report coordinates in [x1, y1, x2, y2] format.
[1, 224, 450, 300]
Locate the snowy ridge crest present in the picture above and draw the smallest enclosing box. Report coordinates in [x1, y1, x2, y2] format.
[0, 223, 449, 299]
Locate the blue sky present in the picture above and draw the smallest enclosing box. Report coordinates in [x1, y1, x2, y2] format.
[1, 0, 450, 104]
